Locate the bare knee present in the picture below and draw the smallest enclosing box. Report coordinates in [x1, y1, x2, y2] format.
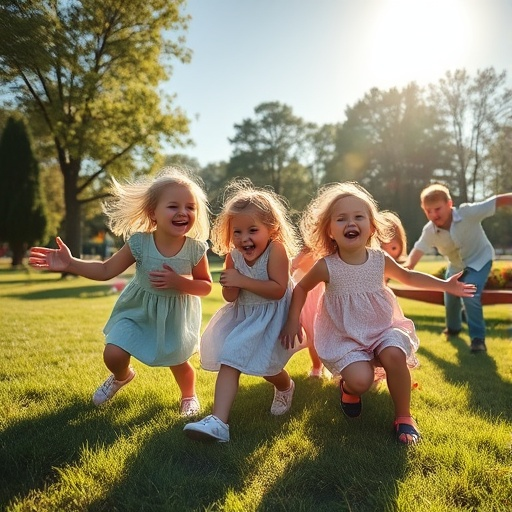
[379, 347, 406, 371]
[341, 362, 374, 394]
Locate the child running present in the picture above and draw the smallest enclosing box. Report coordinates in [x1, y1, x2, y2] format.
[29, 167, 212, 416]
[380, 211, 408, 264]
[280, 182, 476, 445]
[291, 247, 326, 378]
[184, 179, 300, 442]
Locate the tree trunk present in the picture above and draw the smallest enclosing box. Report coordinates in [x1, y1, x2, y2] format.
[10, 241, 26, 267]
[62, 159, 82, 258]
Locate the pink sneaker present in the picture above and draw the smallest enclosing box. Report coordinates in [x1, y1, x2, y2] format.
[92, 367, 135, 406]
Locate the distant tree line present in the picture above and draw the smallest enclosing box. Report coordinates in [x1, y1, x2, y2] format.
[0, 0, 511, 261]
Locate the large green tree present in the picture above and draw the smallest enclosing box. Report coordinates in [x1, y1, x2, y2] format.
[325, 83, 450, 245]
[0, 0, 190, 257]
[0, 116, 47, 266]
[227, 102, 315, 196]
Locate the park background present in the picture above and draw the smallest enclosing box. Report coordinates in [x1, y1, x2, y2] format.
[0, 1, 511, 511]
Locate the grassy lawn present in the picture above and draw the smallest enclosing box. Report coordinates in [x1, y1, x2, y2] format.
[1, 258, 511, 511]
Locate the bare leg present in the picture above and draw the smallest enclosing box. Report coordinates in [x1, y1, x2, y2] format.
[340, 361, 374, 395]
[212, 364, 241, 424]
[170, 361, 196, 399]
[308, 345, 324, 372]
[378, 347, 411, 417]
[264, 369, 291, 391]
[103, 344, 132, 381]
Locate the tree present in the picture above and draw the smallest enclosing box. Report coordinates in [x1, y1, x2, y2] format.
[0, 116, 47, 266]
[227, 102, 315, 198]
[0, 0, 190, 257]
[428, 68, 512, 202]
[325, 83, 450, 245]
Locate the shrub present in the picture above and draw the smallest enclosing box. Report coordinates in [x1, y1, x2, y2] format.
[433, 265, 512, 290]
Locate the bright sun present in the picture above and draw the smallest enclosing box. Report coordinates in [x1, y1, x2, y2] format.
[364, 0, 472, 87]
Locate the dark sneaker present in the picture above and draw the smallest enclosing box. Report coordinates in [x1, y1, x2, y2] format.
[443, 328, 461, 336]
[470, 338, 487, 352]
[339, 379, 362, 418]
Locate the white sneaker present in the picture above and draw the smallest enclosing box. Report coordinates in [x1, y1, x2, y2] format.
[183, 415, 230, 442]
[92, 367, 135, 406]
[270, 379, 295, 415]
[180, 396, 200, 417]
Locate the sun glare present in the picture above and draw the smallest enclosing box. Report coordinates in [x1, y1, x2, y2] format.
[364, 0, 472, 87]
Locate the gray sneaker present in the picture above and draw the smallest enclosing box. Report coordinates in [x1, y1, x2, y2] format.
[183, 415, 230, 442]
[92, 367, 135, 406]
[270, 379, 295, 415]
[470, 338, 487, 352]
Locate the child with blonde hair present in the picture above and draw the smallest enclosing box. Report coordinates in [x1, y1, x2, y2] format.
[184, 178, 300, 442]
[280, 182, 476, 445]
[380, 211, 408, 263]
[29, 167, 212, 416]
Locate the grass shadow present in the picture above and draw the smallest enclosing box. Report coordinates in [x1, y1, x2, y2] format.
[418, 337, 512, 422]
[0, 395, 165, 508]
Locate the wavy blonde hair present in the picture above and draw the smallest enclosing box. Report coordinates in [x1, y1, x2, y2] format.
[103, 166, 210, 241]
[300, 181, 393, 258]
[379, 210, 408, 262]
[210, 178, 300, 257]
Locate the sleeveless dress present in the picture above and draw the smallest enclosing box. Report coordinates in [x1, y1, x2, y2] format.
[200, 243, 297, 376]
[103, 232, 208, 367]
[314, 248, 419, 375]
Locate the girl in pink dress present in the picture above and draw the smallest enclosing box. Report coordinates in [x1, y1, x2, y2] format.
[280, 182, 476, 445]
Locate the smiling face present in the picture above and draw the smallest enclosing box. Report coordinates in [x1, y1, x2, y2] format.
[329, 195, 374, 257]
[150, 184, 197, 237]
[230, 209, 271, 264]
[421, 198, 453, 230]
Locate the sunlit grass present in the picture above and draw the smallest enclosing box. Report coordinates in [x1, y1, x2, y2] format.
[1, 258, 511, 511]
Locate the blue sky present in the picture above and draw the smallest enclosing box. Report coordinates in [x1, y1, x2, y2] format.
[166, 0, 512, 166]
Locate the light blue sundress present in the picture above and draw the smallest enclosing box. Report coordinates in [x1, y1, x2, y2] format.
[200, 242, 298, 376]
[103, 232, 208, 367]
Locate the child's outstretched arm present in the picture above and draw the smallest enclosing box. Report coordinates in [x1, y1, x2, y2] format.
[149, 255, 212, 297]
[280, 259, 328, 349]
[29, 236, 135, 280]
[384, 254, 476, 297]
[219, 242, 289, 300]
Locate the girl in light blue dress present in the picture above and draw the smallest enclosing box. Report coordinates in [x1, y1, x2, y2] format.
[29, 167, 212, 416]
[184, 179, 301, 442]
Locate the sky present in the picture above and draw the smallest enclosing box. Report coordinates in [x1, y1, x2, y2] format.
[166, 0, 512, 167]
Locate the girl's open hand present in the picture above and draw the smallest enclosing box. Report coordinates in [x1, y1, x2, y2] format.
[279, 320, 303, 349]
[446, 271, 477, 297]
[28, 236, 72, 271]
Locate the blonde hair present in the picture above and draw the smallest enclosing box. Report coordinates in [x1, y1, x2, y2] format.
[210, 178, 300, 257]
[420, 183, 451, 206]
[380, 210, 408, 262]
[103, 166, 210, 241]
[300, 181, 392, 258]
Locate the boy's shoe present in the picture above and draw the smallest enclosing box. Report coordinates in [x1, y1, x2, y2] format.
[443, 328, 461, 336]
[183, 415, 230, 442]
[180, 396, 200, 417]
[92, 367, 135, 406]
[270, 379, 295, 415]
[470, 338, 487, 352]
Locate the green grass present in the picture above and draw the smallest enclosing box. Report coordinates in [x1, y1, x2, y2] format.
[1, 259, 511, 512]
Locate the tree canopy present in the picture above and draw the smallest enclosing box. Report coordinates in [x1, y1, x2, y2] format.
[0, 0, 190, 256]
